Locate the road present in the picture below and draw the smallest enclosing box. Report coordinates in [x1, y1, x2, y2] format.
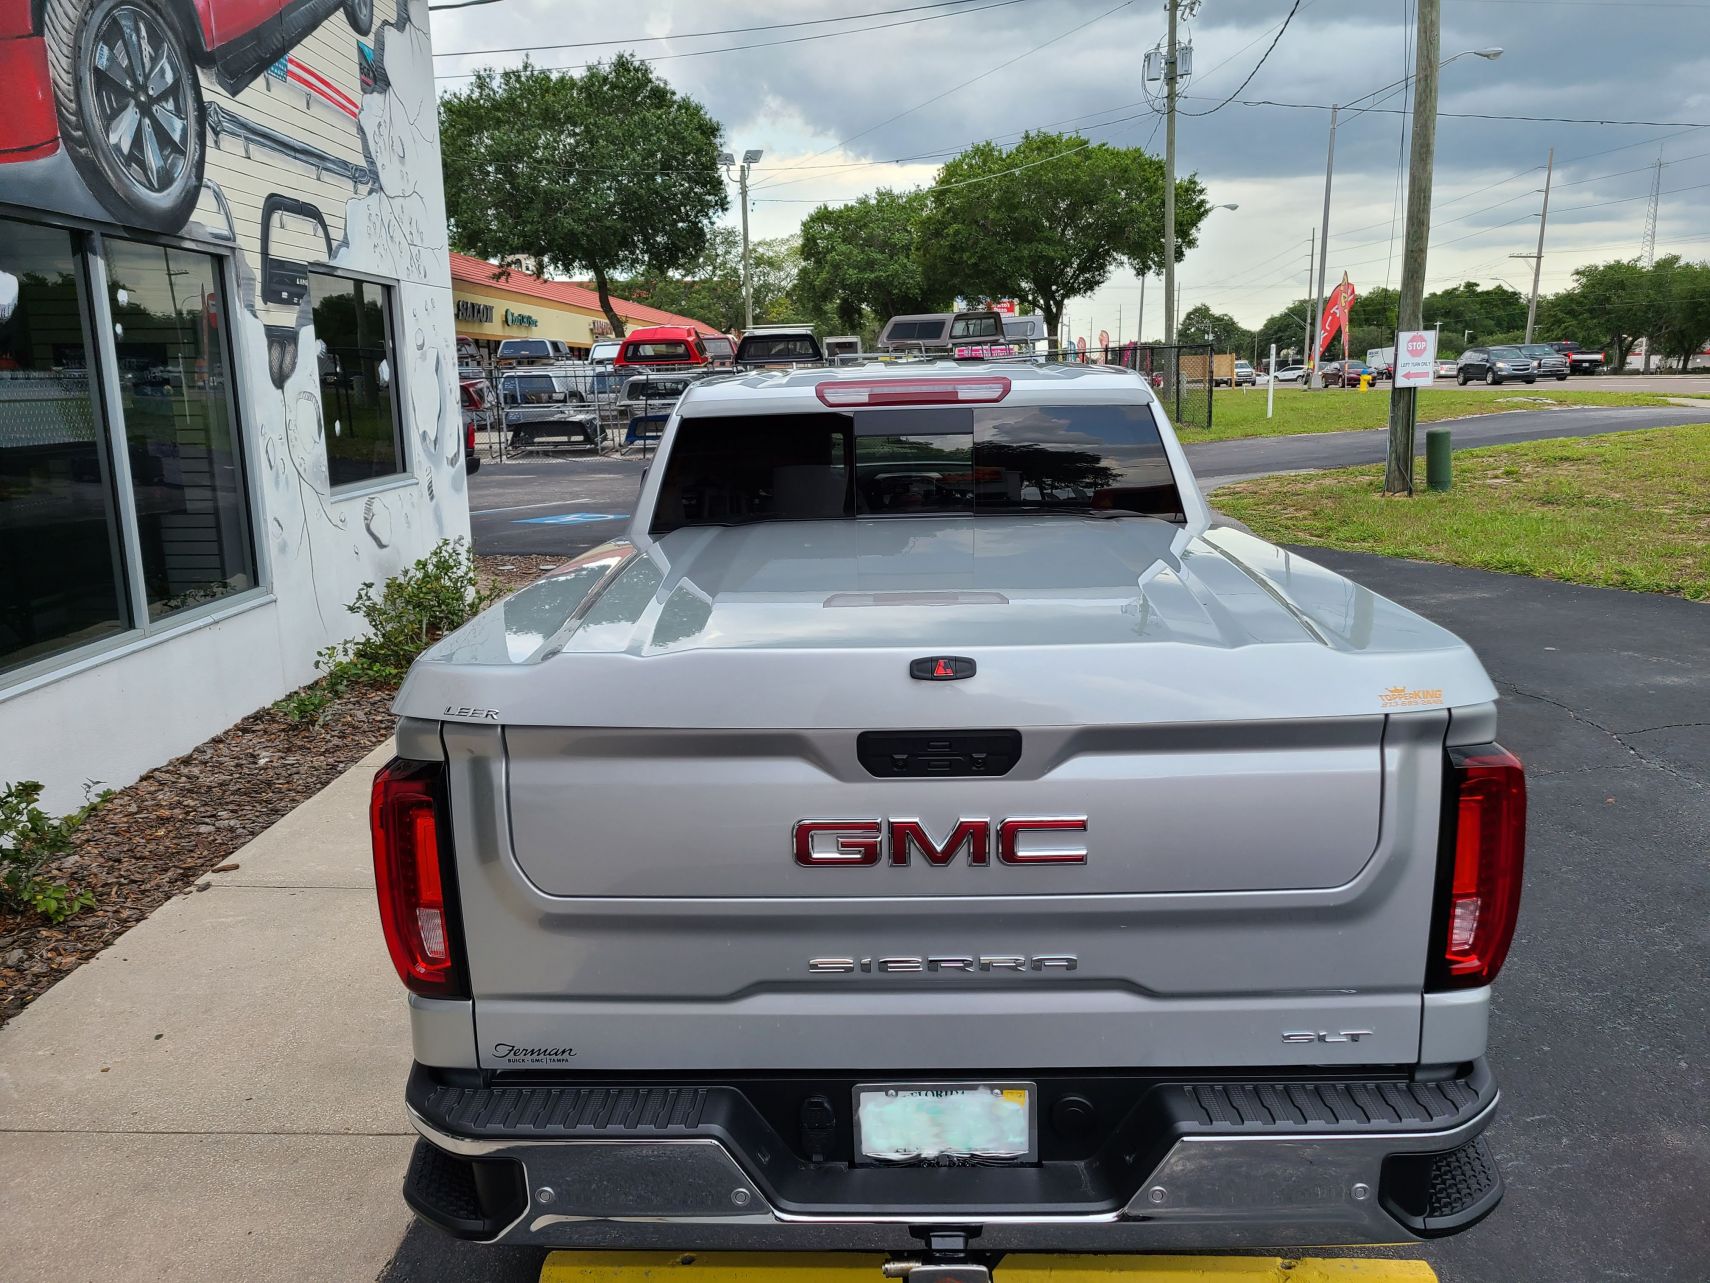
[467, 405, 1710, 557]
[380, 547, 1710, 1283]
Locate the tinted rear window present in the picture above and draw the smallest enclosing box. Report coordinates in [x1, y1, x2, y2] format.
[949, 315, 1002, 339]
[739, 336, 820, 361]
[626, 341, 694, 361]
[504, 376, 564, 403]
[501, 340, 550, 358]
[651, 403, 1182, 532]
[885, 320, 947, 343]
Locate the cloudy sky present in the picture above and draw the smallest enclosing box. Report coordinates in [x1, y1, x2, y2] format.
[431, 0, 1710, 341]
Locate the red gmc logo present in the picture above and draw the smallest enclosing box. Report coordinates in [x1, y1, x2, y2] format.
[793, 818, 1088, 867]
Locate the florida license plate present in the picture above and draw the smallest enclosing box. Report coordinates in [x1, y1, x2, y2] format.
[853, 1082, 1036, 1165]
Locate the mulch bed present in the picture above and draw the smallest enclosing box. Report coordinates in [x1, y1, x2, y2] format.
[0, 556, 557, 1026]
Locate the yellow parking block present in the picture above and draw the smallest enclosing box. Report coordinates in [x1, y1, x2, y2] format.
[996, 1257, 1436, 1281]
[540, 1252, 1437, 1283]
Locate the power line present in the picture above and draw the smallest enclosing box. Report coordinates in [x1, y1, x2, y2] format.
[433, 0, 1034, 80]
[1179, 0, 1301, 117]
[1176, 95, 1710, 128]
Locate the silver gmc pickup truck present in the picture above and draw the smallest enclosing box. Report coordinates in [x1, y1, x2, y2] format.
[372, 360, 1525, 1263]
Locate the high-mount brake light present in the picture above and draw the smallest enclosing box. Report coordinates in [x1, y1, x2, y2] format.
[815, 376, 1012, 407]
[370, 758, 465, 998]
[1431, 744, 1526, 990]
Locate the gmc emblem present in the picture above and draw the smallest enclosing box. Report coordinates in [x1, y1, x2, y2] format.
[793, 817, 1088, 867]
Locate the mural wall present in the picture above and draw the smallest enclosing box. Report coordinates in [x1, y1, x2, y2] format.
[0, 0, 466, 807]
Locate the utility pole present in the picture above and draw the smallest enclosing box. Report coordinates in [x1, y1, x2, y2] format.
[1522, 147, 1553, 343]
[1304, 228, 1316, 363]
[1163, 0, 1180, 343]
[1175, 279, 1183, 338]
[1310, 107, 1339, 388]
[739, 163, 754, 329]
[721, 148, 764, 329]
[1384, 0, 1439, 495]
[1138, 275, 1147, 343]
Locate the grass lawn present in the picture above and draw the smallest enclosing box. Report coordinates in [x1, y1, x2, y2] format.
[1195, 385, 1692, 442]
[1213, 424, 1710, 601]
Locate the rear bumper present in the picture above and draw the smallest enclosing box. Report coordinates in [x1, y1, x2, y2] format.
[402, 1061, 1503, 1252]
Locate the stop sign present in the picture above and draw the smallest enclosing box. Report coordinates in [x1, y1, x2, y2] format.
[1406, 332, 1428, 358]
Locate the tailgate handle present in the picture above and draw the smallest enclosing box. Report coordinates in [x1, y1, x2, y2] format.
[857, 730, 1021, 778]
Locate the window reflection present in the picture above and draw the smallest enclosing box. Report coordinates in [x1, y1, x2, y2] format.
[0, 219, 129, 673]
[107, 239, 256, 620]
[309, 272, 405, 487]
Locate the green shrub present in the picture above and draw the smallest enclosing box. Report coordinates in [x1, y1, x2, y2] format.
[319, 538, 501, 688]
[1, 780, 103, 923]
[272, 539, 501, 726]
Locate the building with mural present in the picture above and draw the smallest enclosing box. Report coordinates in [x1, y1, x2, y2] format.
[450, 252, 721, 362]
[0, 0, 466, 809]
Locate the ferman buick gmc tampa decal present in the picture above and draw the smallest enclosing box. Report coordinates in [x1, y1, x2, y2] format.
[490, 1043, 577, 1065]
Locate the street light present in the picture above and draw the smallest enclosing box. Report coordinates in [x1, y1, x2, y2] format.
[722, 148, 765, 328]
[1310, 48, 1502, 387]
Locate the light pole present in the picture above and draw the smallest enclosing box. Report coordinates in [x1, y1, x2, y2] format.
[1310, 47, 1501, 388]
[720, 148, 764, 329]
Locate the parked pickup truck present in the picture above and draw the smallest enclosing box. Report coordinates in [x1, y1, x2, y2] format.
[1546, 340, 1605, 375]
[374, 360, 1525, 1264]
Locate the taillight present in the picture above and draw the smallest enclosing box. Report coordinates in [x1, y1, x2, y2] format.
[815, 376, 1011, 407]
[370, 758, 465, 998]
[1430, 744, 1526, 989]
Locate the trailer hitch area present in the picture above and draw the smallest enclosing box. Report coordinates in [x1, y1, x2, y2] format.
[882, 1230, 992, 1282]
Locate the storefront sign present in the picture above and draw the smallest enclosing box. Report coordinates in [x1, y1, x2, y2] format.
[504, 309, 539, 328]
[455, 299, 493, 323]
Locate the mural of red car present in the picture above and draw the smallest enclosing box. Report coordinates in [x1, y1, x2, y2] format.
[0, 0, 371, 231]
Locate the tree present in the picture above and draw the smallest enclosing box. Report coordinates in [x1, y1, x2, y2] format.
[918, 132, 1208, 338]
[439, 55, 727, 337]
[613, 228, 800, 333]
[1544, 260, 1652, 369]
[1179, 303, 1254, 356]
[1254, 296, 1318, 365]
[796, 190, 950, 334]
[1348, 285, 1402, 331]
[1421, 281, 1527, 346]
[1649, 256, 1710, 370]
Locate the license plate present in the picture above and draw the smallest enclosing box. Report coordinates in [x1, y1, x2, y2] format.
[853, 1082, 1036, 1165]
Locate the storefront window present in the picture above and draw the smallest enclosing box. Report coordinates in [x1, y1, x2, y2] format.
[0, 219, 130, 674]
[308, 272, 404, 487]
[106, 239, 256, 620]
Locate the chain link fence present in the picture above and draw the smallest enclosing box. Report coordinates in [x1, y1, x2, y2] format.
[1107, 342, 1215, 433]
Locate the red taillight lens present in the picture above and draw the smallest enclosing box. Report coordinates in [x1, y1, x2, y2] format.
[815, 376, 1012, 407]
[1431, 744, 1527, 989]
[370, 758, 464, 998]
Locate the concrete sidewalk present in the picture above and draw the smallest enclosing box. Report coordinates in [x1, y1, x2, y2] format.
[0, 740, 415, 1283]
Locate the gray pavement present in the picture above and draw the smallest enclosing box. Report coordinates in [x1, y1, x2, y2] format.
[466, 406, 1710, 560]
[1293, 549, 1710, 1283]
